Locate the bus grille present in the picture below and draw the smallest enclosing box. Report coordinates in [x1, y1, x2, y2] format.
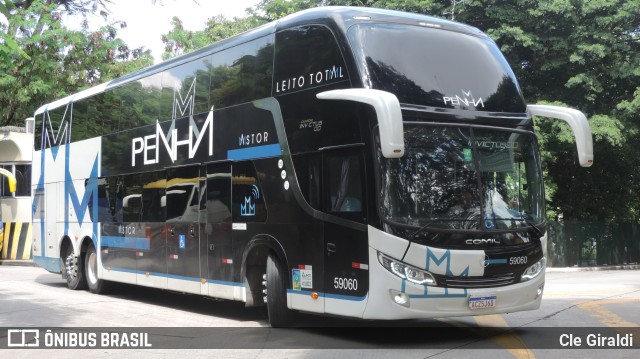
[435, 272, 521, 288]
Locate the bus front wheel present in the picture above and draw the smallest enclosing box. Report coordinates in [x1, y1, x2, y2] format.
[62, 244, 86, 290]
[265, 252, 294, 327]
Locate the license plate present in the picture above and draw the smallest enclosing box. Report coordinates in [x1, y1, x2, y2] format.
[469, 295, 496, 310]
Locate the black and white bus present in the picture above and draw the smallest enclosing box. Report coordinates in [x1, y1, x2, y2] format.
[31, 7, 593, 326]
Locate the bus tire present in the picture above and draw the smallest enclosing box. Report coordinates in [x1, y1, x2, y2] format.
[266, 252, 294, 327]
[62, 244, 86, 290]
[85, 242, 110, 294]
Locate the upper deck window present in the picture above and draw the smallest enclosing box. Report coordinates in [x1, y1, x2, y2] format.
[349, 23, 526, 113]
[274, 25, 349, 95]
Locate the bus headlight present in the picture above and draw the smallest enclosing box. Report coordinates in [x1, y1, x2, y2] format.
[521, 257, 546, 282]
[377, 252, 436, 285]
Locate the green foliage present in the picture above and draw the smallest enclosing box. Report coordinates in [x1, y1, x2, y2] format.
[0, 0, 153, 126]
[161, 15, 264, 60]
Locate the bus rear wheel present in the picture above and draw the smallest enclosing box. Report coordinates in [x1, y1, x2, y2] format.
[85, 242, 110, 294]
[265, 252, 294, 327]
[62, 244, 86, 290]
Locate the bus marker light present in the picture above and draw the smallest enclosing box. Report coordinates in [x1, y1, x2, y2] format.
[352, 262, 369, 270]
[146, 272, 150, 277]
[419, 22, 441, 28]
[311, 292, 319, 300]
[201, 279, 207, 284]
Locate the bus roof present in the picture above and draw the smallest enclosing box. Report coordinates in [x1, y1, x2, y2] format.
[35, 6, 485, 115]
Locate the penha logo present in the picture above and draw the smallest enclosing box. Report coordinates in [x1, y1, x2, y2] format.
[443, 90, 485, 109]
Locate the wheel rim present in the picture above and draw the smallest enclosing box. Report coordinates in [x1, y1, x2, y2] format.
[87, 251, 98, 285]
[65, 252, 78, 281]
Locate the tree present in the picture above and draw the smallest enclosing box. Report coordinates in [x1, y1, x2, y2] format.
[0, 0, 153, 126]
[161, 15, 264, 60]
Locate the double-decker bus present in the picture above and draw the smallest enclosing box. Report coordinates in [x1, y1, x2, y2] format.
[31, 7, 592, 326]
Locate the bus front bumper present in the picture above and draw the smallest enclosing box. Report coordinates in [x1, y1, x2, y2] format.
[362, 247, 545, 320]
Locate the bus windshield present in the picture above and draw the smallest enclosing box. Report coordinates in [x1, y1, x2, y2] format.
[376, 125, 544, 233]
[349, 23, 526, 113]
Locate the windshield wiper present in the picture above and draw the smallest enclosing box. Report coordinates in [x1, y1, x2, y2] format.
[517, 214, 544, 238]
[407, 219, 438, 241]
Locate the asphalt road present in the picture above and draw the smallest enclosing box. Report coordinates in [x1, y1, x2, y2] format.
[0, 265, 638, 358]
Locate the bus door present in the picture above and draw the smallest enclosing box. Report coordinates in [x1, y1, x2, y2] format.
[322, 149, 369, 316]
[166, 165, 201, 294]
[204, 162, 233, 299]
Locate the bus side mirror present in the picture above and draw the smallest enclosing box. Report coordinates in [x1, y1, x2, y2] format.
[0, 167, 17, 193]
[317, 89, 404, 158]
[528, 104, 594, 167]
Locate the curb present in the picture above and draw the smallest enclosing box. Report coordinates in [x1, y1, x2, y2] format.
[0, 259, 37, 267]
[546, 264, 640, 272]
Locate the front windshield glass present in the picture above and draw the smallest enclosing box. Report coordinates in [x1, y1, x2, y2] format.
[377, 125, 544, 232]
[349, 23, 526, 112]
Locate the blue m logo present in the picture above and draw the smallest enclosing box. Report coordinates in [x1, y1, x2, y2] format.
[240, 197, 256, 216]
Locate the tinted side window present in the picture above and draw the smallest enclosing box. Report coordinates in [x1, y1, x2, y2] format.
[94, 176, 124, 224]
[325, 151, 365, 221]
[292, 153, 322, 210]
[122, 171, 165, 222]
[72, 90, 125, 142]
[206, 163, 232, 224]
[210, 36, 274, 108]
[166, 166, 199, 223]
[115, 79, 158, 129]
[160, 59, 211, 120]
[274, 25, 348, 95]
[232, 161, 266, 223]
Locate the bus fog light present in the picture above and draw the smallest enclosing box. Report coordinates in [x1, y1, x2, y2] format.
[390, 290, 410, 307]
[537, 284, 544, 298]
[521, 258, 546, 282]
[378, 252, 436, 285]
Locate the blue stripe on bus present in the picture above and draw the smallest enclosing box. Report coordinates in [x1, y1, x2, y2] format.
[101, 236, 150, 250]
[227, 144, 281, 161]
[486, 258, 508, 265]
[107, 267, 243, 286]
[33, 255, 61, 273]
